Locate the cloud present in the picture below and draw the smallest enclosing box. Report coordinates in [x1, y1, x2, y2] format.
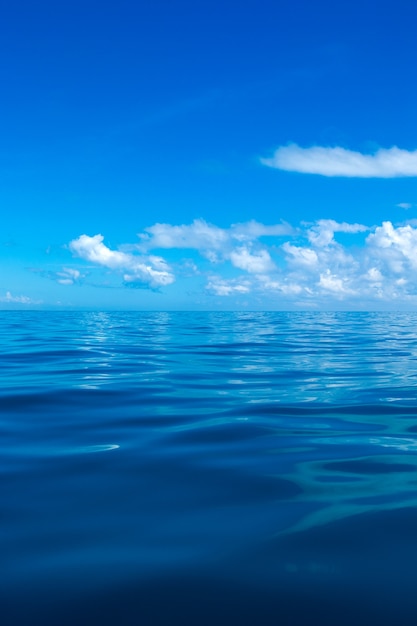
[366, 221, 417, 272]
[30, 266, 85, 285]
[65, 219, 417, 307]
[306, 219, 368, 247]
[56, 268, 83, 285]
[228, 220, 294, 241]
[318, 270, 354, 295]
[138, 219, 292, 251]
[282, 242, 319, 267]
[0, 291, 39, 304]
[69, 234, 175, 288]
[261, 144, 417, 178]
[139, 219, 228, 252]
[206, 277, 251, 296]
[137, 219, 290, 273]
[229, 247, 275, 273]
[396, 203, 413, 209]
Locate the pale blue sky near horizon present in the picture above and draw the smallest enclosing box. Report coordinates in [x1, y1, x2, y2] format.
[2, 0, 417, 310]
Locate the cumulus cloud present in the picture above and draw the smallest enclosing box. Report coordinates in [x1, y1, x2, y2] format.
[282, 242, 319, 267]
[69, 234, 175, 288]
[229, 247, 275, 273]
[366, 221, 417, 272]
[318, 270, 354, 295]
[137, 219, 289, 273]
[65, 219, 417, 306]
[261, 144, 417, 178]
[139, 219, 292, 251]
[306, 219, 367, 247]
[139, 220, 228, 252]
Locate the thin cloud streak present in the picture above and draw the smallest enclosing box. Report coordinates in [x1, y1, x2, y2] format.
[261, 144, 417, 178]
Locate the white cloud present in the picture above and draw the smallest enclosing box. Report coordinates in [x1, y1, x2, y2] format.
[69, 234, 175, 288]
[366, 221, 417, 271]
[229, 220, 294, 241]
[139, 219, 292, 252]
[306, 219, 367, 247]
[229, 247, 275, 273]
[261, 144, 417, 178]
[283, 242, 319, 267]
[365, 267, 383, 282]
[65, 219, 417, 306]
[136, 219, 290, 278]
[257, 275, 303, 294]
[318, 270, 354, 295]
[30, 266, 85, 286]
[56, 267, 83, 285]
[396, 202, 413, 210]
[138, 219, 228, 252]
[0, 291, 38, 304]
[206, 277, 251, 296]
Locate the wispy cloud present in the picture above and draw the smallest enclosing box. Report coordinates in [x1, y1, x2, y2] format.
[0, 291, 39, 304]
[55, 268, 83, 285]
[138, 219, 292, 252]
[30, 266, 85, 286]
[206, 277, 251, 296]
[261, 144, 417, 178]
[137, 219, 291, 269]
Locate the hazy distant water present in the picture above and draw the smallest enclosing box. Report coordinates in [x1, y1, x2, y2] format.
[2, 311, 417, 625]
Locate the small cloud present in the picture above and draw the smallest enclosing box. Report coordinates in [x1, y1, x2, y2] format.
[229, 220, 294, 241]
[229, 247, 275, 273]
[138, 219, 228, 252]
[261, 144, 417, 178]
[307, 219, 368, 247]
[56, 267, 83, 285]
[137, 219, 290, 276]
[31, 266, 86, 285]
[318, 270, 354, 294]
[206, 277, 251, 296]
[179, 259, 201, 276]
[0, 291, 40, 304]
[69, 234, 175, 289]
[396, 203, 413, 210]
[366, 221, 417, 271]
[138, 219, 292, 251]
[283, 242, 319, 267]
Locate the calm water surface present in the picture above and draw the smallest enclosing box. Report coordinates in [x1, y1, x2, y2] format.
[2, 311, 417, 624]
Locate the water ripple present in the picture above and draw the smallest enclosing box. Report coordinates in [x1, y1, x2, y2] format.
[2, 311, 417, 622]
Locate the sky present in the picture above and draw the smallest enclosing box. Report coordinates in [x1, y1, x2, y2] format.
[2, 0, 417, 310]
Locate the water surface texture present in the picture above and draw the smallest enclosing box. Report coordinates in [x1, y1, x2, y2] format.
[2, 311, 417, 624]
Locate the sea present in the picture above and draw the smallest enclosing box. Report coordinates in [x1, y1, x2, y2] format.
[2, 310, 417, 625]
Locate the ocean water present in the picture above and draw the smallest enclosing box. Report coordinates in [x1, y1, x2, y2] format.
[2, 311, 417, 625]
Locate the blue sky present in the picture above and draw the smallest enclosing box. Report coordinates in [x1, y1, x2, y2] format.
[2, 0, 417, 309]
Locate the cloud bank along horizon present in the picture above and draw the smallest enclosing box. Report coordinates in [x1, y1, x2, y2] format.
[35, 141, 417, 309]
[4, 137, 417, 309]
[43, 215, 417, 308]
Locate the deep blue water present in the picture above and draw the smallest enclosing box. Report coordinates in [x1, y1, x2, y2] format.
[2, 311, 417, 624]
